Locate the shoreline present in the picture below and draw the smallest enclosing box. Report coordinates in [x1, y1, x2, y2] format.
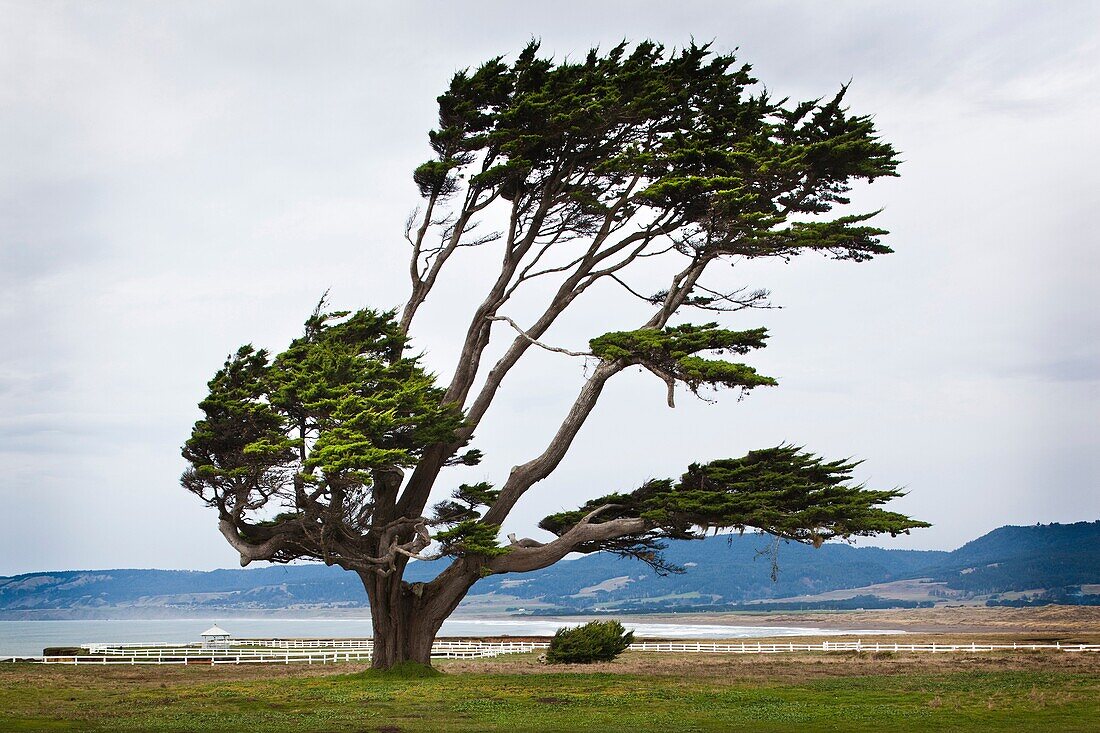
[3, 605, 1097, 633]
[3, 607, 1098, 657]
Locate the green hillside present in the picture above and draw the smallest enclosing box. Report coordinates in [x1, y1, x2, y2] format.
[918, 521, 1100, 606]
[1, 521, 1096, 615]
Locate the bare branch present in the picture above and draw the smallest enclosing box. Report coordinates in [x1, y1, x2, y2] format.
[481, 360, 626, 525]
[605, 274, 658, 305]
[218, 518, 292, 567]
[392, 520, 444, 561]
[400, 185, 503, 335]
[487, 516, 649, 574]
[487, 315, 593, 358]
[506, 532, 545, 548]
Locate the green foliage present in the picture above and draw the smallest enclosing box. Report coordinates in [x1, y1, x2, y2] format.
[668, 446, 928, 543]
[446, 448, 484, 467]
[431, 482, 501, 526]
[181, 305, 466, 563]
[413, 160, 462, 198]
[540, 445, 929, 572]
[545, 620, 634, 664]
[180, 344, 296, 501]
[420, 40, 899, 259]
[269, 308, 462, 478]
[590, 323, 776, 395]
[433, 520, 509, 558]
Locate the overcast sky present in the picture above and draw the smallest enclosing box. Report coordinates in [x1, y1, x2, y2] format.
[1, 1, 1097, 576]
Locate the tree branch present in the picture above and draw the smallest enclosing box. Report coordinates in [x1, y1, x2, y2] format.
[481, 360, 626, 525]
[487, 315, 592, 358]
[487, 516, 649, 574]
[218, 519, 285, 567]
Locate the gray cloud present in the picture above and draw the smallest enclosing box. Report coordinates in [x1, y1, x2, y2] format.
[1, 1, 1097, 575]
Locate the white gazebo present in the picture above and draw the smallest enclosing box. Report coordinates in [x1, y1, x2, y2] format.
[200, 624, 231, 649]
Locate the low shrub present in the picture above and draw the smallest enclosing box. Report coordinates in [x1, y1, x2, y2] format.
[546, 620, 634, 664]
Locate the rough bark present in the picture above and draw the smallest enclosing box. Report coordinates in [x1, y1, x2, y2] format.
[360, 571, 442, 668]
[359, 559, 486, 669]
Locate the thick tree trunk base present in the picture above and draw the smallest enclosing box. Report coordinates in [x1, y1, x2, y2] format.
[362, 571, 447, 670]
[370, 625, 438, 670]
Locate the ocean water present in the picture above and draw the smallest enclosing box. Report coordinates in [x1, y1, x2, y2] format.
[0, 617, 902, 657]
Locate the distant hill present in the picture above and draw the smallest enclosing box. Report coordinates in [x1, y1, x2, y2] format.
[1, 521, 1096, 617]
[0, 565, 364, 616]
[442, 534, 948, 613]
[918, 521, 1100, 606]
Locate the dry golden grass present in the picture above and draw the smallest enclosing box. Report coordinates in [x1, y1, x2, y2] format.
[4, 642, 1095, 686]
[633, 604, 1100, 635]
[4, 642, 1098, 690]
[442, 645, 1100, 681]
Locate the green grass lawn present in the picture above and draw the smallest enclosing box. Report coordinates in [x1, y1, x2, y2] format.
[1, 653, 1097, 732]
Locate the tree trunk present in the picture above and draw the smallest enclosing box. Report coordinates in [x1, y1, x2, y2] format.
[359, 571, 443, 669]
[359, 564, 481, 670]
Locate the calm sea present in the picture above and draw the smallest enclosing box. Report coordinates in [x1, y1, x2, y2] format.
[0, 617, 903, 656]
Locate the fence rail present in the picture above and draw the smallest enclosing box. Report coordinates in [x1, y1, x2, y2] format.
[3, 639, 1096, 666]
[627, 640, 1100, 654]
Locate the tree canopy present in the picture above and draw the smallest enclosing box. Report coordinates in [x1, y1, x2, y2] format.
[182, 306, 466, 568]
[182, 40, 924, 668]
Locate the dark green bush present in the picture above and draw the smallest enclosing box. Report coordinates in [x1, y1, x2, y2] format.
[546, 620, 634, 664]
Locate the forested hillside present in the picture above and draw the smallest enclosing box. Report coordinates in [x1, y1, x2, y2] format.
[1, 522, 1095, 616]
[920, 521, 1100, 606]
[451, 534, 946, 612]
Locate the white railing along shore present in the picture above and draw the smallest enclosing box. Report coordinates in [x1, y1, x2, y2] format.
[2, 638, 1096, 665]
[627, 640, 1100, 653]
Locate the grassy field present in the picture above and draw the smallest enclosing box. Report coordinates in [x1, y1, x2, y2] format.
[1, 646, 1098, 732]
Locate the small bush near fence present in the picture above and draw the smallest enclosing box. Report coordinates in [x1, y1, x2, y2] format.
[546, 620, 633, 664]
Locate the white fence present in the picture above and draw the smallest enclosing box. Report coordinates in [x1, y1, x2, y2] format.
[627, 640, 1100, 654]
[2, 638, 1097, 666]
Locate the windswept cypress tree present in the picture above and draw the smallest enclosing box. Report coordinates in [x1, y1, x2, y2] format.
[183, 41, 926, 669]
